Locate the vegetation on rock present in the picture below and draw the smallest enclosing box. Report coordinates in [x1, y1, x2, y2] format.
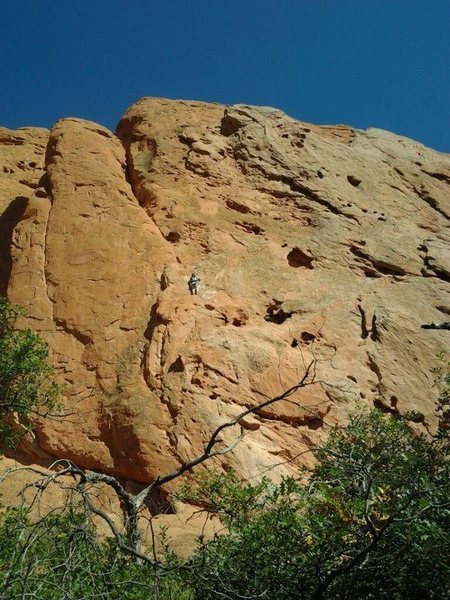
[1, 409, 448, 599]
[0, 298, 59, 448]
[182, 411, 449, 599]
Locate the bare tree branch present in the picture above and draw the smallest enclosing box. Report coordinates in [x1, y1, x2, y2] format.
[3, 360, 318, 569]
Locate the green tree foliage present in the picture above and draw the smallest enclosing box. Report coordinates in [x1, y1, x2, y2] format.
[0, 297, 59, 447]
[0, 507, 192, 600]
[183, 411, 450, 599]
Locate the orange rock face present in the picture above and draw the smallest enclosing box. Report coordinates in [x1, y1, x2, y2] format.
[1, 99, 449, 484]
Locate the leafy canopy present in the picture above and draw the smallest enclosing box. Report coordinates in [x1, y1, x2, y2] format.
[183, 410, 449, 600]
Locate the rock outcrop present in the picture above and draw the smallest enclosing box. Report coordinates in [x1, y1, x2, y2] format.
[1, 98, 449, 486]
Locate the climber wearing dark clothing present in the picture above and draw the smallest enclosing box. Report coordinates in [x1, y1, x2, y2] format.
[188, 274, 200, 295]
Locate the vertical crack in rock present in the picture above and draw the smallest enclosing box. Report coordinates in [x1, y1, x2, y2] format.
[370, 314, 379, 341]
[367, 352, 386, 399]
[140, 298, 186, 464]
[357, 304, 369, 339]
[7, 182, 55, 323]
[40, 173, 54, 321]
[142, 300, 166, 389]
[115, 119, 159, 214]
[0, 196, 28, 295]
[357, 305, 380, 341]
[113, 131, 170, 389]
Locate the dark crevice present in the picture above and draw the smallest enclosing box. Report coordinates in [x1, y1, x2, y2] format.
[362, 268, 381, 278]
[374, 397, 398, 415]
[420, 246, 450, 283]
[264, 308, 292, 324]
[357, 304, 369, 339]
[357, 305, 379, 341]
[143, 301, 165, 343]
[168, 356, 184, 373]
[428, 268, 450, 283]
[367, 353, 386, 400]
[264, 300, 292, 324]
[235, 221, 265, 235]
[373, 262, 407, 277]
[347, 175, 361, 187]
[300, 331, 316, 344]
[406, 411, 426, 423]
[234, 151, 359, 222]
[254, 406, 325, 428]
[141, 301, 165, 386]
[0, 196, 29, 295]
[220, 113, 243, 137]
[38, 171, 53, 194]
[421, 322, 450, 330]
[292, 332, 317, 347]
[423, 170, 450, 184]
[350, 245, 407, 277]
[412, 184, 449, 219]
[54, 318, 91, 345]
[287, 247, 314, 268]
[370, 314, 379, 341]
[226, 199, 252, 214]
[164, 231, 181, 243]
[18, 180, 37, 190]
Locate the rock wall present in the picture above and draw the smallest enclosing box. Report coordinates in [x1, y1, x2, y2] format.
[1, 98, 449, 484]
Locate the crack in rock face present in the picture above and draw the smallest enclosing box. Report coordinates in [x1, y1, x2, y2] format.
[0, 98, 449, 488]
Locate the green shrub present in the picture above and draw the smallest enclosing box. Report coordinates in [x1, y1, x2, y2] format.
[0, 297, 59, 448]
[183, 411, 449, 599]
[0, 507, 194, 600]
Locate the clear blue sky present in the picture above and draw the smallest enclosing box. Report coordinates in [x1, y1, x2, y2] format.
[1, 0, 449, 151]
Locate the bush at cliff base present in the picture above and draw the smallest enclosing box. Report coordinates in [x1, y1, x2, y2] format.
[0, 409, 448, 600]
[183, 410, 449, 600]
[0, 508, 191, 600]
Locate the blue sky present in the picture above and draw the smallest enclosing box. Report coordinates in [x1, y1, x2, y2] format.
[1, 0, 449, 151]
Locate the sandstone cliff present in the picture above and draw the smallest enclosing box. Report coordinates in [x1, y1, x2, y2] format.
[1, 98, 449, 486]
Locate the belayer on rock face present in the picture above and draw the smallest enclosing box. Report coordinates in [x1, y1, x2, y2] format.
[188, 273, 200, 295]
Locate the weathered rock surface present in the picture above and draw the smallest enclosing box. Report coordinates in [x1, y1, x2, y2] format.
[1, 98, 449, 488]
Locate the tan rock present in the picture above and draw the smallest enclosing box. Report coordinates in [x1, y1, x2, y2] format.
[0, 126, 48, 294]
[0, 98, 449, 491]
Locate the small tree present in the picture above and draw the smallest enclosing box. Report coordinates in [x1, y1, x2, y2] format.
[0, 297, 59, 448]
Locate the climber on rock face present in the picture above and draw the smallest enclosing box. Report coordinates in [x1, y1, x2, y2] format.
[188, 273, 200, 295]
